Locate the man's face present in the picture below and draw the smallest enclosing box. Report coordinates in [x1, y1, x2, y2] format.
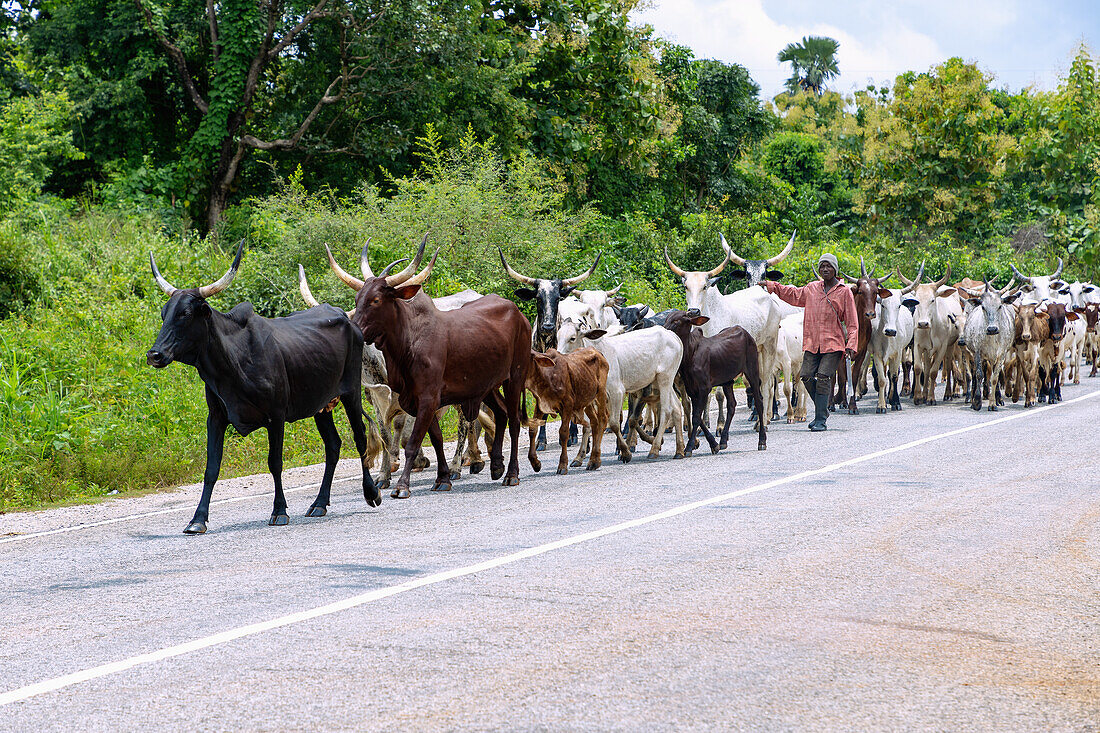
[818, 261, 836, 280]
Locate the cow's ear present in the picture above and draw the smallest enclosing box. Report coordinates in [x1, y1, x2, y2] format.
[560, 285, 577, 298]
[729, 269, 748, 280]
[707, 277, 721, 288]
[393, 283, 422, 300]
[531, 353, 555, 367]
[583, 329, 607, 340]
[690, 315, 710, 326]
[902, 297, 919, 309]
[967, 298, 982, 307]
[1067, 311, 1080, 321]
[515, 287, 536, 300]
[611, 295, 626, 307]
[1003, 292, 1021, 304]
[877, 287, 893, 299]
[937, 288, 957, 297]
[1052, 280, 1067, 289]
[766, 269, 784, 281]
[1085, 285, 1096, 293]
[639, 304, 651, 316]
[196, 299, 211, 316]
[611, 304, 622, 317]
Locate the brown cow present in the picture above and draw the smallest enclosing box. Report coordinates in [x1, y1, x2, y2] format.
[1011, 302, 1050, 407]
[332, 236, 532, 497]
[525, 348, 610, 475]
[835, 257, 891, 413]
[1081, 302, 1100, 377]
[664, 309, 767, 453]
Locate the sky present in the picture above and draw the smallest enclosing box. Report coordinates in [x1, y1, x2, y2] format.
[631, 0, 1100, 100]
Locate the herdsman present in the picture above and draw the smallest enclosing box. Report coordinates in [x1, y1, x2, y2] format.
[761, 253, 857, 431]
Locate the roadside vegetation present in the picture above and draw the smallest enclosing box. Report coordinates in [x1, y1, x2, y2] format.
[0, 0, 1095, 510]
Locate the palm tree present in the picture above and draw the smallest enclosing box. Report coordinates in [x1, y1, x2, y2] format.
[778, 36, 840, 95]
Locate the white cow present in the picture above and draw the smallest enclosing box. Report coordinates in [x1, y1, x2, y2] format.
[1010, 259, 1066, 304]
[574, 284, 623, 330]
[898, 263, 961, 406]
[869, 285, 915, 412]
[959, 280, 1021, 410]
[775, 312, 808, 422]
[557, 320, 685, 460]
[665, 243, 783, 427]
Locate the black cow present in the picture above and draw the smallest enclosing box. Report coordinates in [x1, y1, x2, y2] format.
[146, 241, 380, 534]
[723, 231, 796, 287]
[612, 304, 677, 332]
[499, 248, 600, 450]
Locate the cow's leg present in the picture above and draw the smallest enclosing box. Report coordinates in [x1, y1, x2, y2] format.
[501, 378, 524, 487]
[874, 355, 888, 413]
[648, 375, 678, 459]
[535, 424, 548, 452]
[714, 387, 725, 429]
[555, 408, 572, 475]
[447, 411, 470, 481]
[571, 410, 593, 468]
[266, 422, 289, 526]
[392, 400, 437, 499]
[527, 413, 543, 473]
[719, 383, 736, 450]
[425, 413, 453, 491]
[585, 396, 608, 471]
[607, 384, 632, 463]
[185, 410, 228, 534]
[307, 410, 341, 517]
[970, 351, 982, 411]
[483, 391, 509, 481]
[344, 394, 381, 507]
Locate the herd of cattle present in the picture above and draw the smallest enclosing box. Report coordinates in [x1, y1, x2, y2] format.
[145, 235, 1099, 534]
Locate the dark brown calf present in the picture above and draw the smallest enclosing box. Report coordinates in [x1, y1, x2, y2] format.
[525, 348, 610, 475]
[664, 309, 766, 453]
[835, 258, 891, 413]
[1082, 303, 1100, 377]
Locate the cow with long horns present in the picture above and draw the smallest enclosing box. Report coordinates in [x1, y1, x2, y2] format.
[835, 257, 892, 414]
[146, 241, 380, 534]
[959, 279, 1022, 411]
[898, 263, 961, 406]
[334, 236, 532, 496]
[1010, 259, 1065, 304]
[722, 231, 797, 289]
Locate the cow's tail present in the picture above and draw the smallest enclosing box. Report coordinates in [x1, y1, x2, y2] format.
[361, 407, 385, 470]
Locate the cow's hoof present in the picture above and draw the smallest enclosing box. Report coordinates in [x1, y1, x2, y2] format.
[269, 514, 289, 526]
[585, 462, 600, 471]
[988, 404, 997, 412]
[619, 451, 632, 464]
[535, 440, 547, 452]
[431, 480, 452, 491]
[971, 402, 981, 412]
[710, 444, 719, 455]
[376, 478, 390, 491]
[570, 458, 582, 467]
[490, 462, 504, 481]
[556, 466, 568, 475]
[470, 460, 485, 475]
[530, 458, 542, 472]
[718, 442, 728, 451]
[391, 486, 410, 499]
[305, 506, 327, 517]
[758, 442, 767, 451]
[183, 521, 207, 535]
[502, 474, 519, 487]
[647, 450, 661, 459]
[449, 469, 461, 481]
[876, 407, 886, 414]
[364, 484, 382, 506]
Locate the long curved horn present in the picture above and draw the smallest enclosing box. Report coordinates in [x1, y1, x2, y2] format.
[562, 253, 602, 286]
[766, 231, 796, 266]
[378, 258, 408, 278]
[326, 243, 364, 291]
[931, 263, 951, 290]
[1050, 257, 1064, 280]
[605, 283, 622, 297]
[359, 238, 374, 279]
[150, 252, 178, 296]
[998, 273, 1017, 296]
[498, 247, 538, 285]
[198, 239, 245, 298]
[719, 233, 746, 266]
[385, 233, 429, 287]
[298, 264, 322, 307]
[401, 248, 440, 289]
[707, 247, 731, 278]
[1010, 263, 1033, 284]
[860, 256, 867, 278]
[898, 261, 925, 294]
[665, 247, 687, 277]
[959, 285, 982, 298]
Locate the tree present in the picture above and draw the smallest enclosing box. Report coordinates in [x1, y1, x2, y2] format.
[133, 0, 382, 231]
[777, 35, 839, 96]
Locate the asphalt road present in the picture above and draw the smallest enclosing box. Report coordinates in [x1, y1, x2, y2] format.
[2, 379, 1099, 731]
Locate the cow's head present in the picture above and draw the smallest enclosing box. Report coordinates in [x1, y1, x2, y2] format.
[1016, 302, 1046, 342]
[1082, 302, 1100, 333]
[322, 234, 438, 346]
[613, 303, 651, 331]
[842, 257, 891, 322]
[499, 249, 601, 346]
[574, 284, 622, 327]
[147, 240, 245, 368]
[898, 262, 954, 330]
[1010, 259, 1064, 303]
[959, 278, 1020, 336]
[724, 231, 796, 286]
[663, 308, 710, 341]
[1063, 281, 1097, 310]
[665, 243, 731, 312]
[1039, 301, 1071, 342]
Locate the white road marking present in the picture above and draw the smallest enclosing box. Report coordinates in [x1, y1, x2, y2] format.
[2, 388, 1097, 706]
[0, 477, 357, 545]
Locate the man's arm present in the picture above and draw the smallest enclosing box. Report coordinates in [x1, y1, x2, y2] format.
[763, 281, 808, 307]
